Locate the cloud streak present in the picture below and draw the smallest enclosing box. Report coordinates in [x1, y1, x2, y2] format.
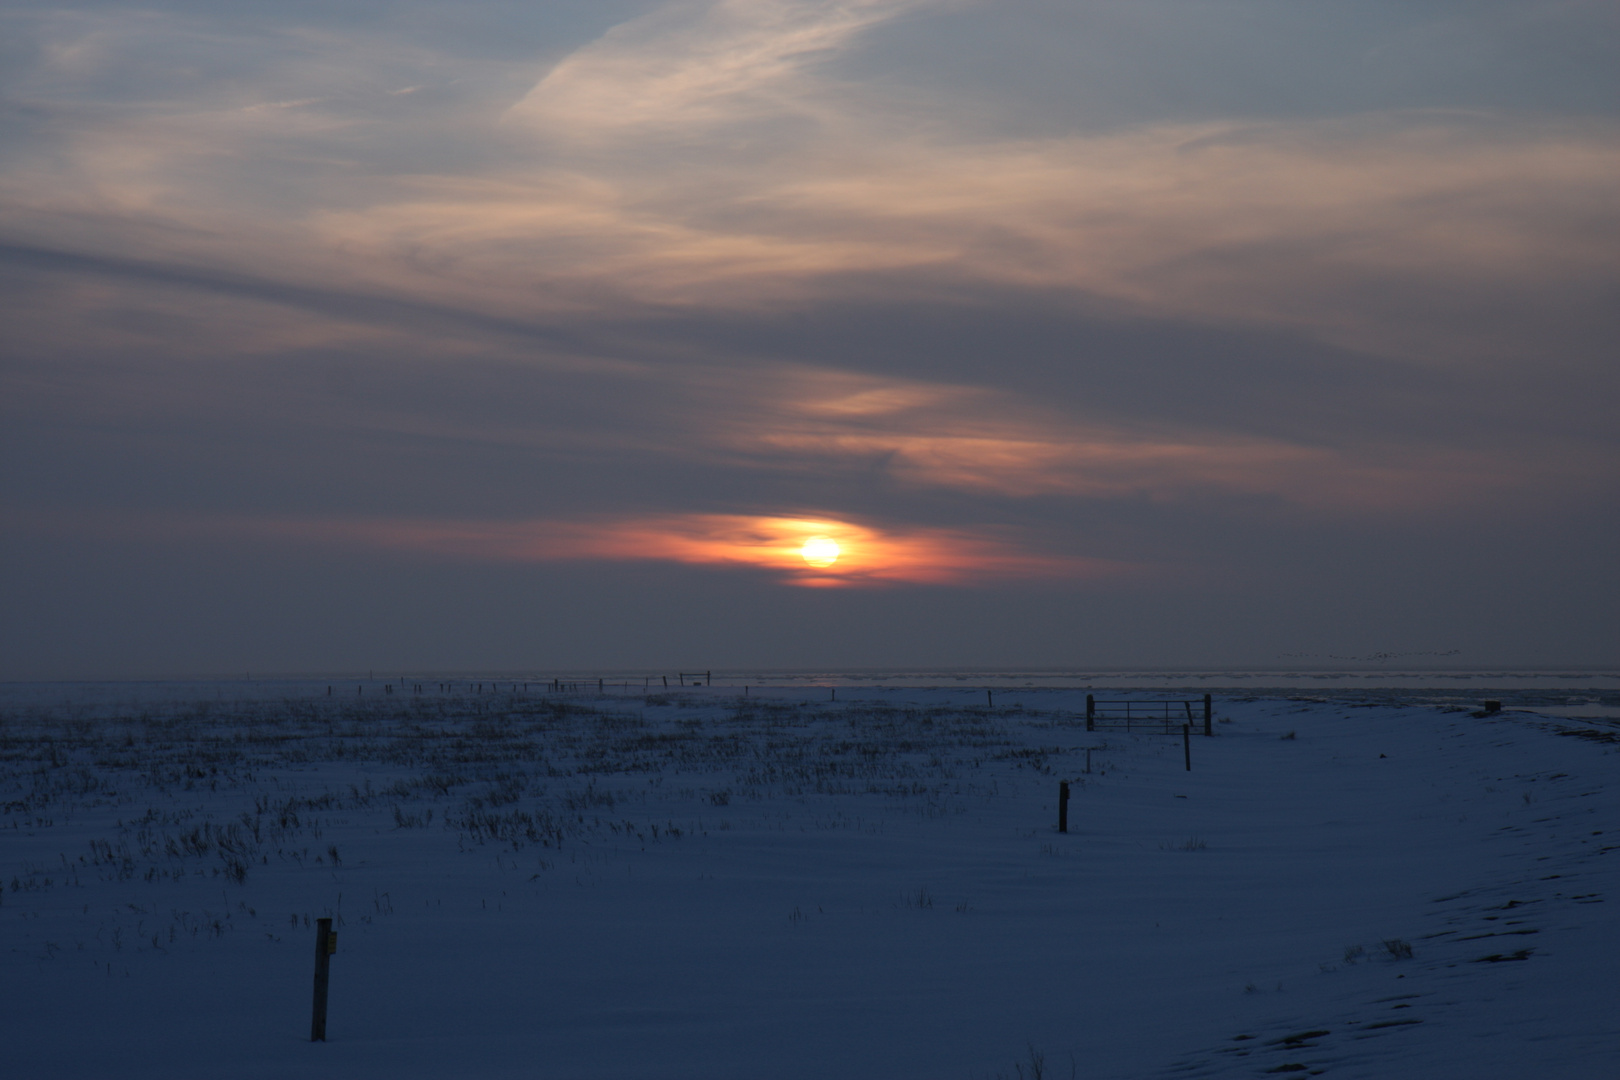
[9, 0, 1613, 371]
[507, 0, 930, 136]
[9, 509, 1125, 587]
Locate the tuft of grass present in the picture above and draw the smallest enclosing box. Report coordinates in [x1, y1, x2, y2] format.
[1013, 1043, 1045, 1080]
[1383, 938, 1413, 960]
[1280, 731, 1297, 740]
[1160, 837, 1206, 851]
[1343, 944, 1365, 964]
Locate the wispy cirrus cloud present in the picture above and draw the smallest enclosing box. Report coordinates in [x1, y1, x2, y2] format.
[506, 0, 931, 136]
[10, 0, 1613, 372]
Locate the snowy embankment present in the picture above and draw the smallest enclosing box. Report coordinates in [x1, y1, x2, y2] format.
[3, 685, 1615, 1078]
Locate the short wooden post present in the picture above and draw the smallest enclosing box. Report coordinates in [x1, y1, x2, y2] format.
[706, 671, 711, 686]
[1203, 694, 1213, 736]
[1183, 725, 1191, 771]
[1086, 694, 1095, 732]
[310, 917, 335, 1041]
[662, 675, 667, 688]
[987, 690, 993, 708]
[1058, 780, 1069, 833]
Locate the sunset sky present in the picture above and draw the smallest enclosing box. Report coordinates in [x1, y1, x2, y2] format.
[2, 0, 1616, 676]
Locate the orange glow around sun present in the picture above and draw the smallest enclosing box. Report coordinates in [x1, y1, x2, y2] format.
[118, 511, 1132, 588]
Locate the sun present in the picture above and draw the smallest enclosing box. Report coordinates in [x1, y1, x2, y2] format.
[799, 536, 841, 568]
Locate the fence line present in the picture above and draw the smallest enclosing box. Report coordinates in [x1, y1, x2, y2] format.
[1086, 693, 1213, 736]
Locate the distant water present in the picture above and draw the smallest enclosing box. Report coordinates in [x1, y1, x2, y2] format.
[2, 669, 1617, 715]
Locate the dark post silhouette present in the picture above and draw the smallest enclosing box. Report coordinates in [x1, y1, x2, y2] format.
[1203, 694, 1213, 736]
[1086, 694, 1095, 732]
[310, 917, 335, 1041]
[1183, 725, 1191, 771]
[1058, 780, 1070, 833]
[988, 690, 993, 708]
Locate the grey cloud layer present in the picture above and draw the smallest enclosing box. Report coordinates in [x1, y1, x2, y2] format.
[1, 0, 1615, 672]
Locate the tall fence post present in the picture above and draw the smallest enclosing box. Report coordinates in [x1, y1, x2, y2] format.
[310, 917, 335, 1041]
[1058, 780, 1069, 833]
[1086, 694, 1095, 732]
[1183, 725, 1191, 771]
[1203, 694, 1213, 736]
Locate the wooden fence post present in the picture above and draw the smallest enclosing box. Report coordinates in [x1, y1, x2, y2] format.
[1203, 694, 1213, 736]
[987, 690, 993, 708]
[310, 917, 335, 1041]
[1183, 725, 1191, 771]
[1058, 780, 1069, 833]
[1086, 694, 1095, 732]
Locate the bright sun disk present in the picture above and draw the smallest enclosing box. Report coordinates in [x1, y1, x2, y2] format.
[800, 536, 841, 568]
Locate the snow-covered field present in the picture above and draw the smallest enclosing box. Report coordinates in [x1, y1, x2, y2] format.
[3, 681, 1616, 1078]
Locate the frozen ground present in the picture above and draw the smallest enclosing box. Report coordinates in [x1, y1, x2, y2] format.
[2, 681, 1616, 1078]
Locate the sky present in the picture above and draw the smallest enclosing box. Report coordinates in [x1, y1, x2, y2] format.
[1, 0, 1616, 678]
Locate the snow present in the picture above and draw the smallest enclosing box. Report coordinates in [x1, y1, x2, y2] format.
[3, 680, 1616, 1078]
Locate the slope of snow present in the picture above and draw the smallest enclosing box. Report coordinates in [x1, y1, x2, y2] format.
[3, 684, 1615, 1078]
